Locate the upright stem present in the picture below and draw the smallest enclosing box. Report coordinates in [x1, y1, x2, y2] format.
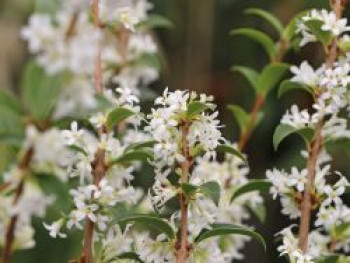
[176, 121, 191, 263]
[92, 0, 102, 94]
[297, 0, 345, 253]
[2, 147, 34, 263]
[81, 148, 106, 263]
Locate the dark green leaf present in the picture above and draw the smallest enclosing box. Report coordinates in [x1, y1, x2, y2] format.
[304, 19, 332, 46]
[216, 144, 246, 162]
[113, 252, 143, 262]
[198, 181, 221, 205]
[257, 63, 290, 95]
[227, 105, 250, 134]
[186, 101, 209, 118]
[115, 214, 175, 239]
[245, 8, 283, 35]
[279, 80, 314, 97]
[125, 140, 157, 152]
[0, 89, 24, 115]
[283, 10, 309, 41]
[195, 223, 266, 250]
[106, 107, 135, 130]
[273, 124, 315, 150]
[230, 28, 277, 60]
[182, 183, 198, 197]
[231, 180, 272, 202]
[231, 66, 259, 92]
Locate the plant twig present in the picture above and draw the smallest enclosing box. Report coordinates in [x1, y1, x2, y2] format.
[2, 147, 34, 263]
[297, 0, 346, 253]
[176, 121, 191, 263]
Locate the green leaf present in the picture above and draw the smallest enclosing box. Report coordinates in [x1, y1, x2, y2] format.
[186, 101, 209, 118]
[195, 223, 266, 250]
[109, 149, 153, 165]
[134, 53, 162, 71]
[231, 66, 259, 92]
[115, 214, 175, 239]
[273, 124, 315, 151]
[216, 144, 246, 162]
[279, 80, 314, 97]
[182, 183, 198, 197]
[283, 10, 309, 42]
[125, 140, 157, 152]
[245, 8, 283, 35]
[248, 203, 267, 223]
[140, 14, 173, 29]
[106, 107, 135, 130]
[304, 19, 332, 46]
[0, 89, 23, 115]
[230, 28, 277, 60]
[227, 105, 249, 134]
[257, 63, 290, 95]
[22, 61, 63, 121]
[35, 0, 59, 13]
[231, 180, 272, 202]
[316, 255, 343, 263]
[198, 181, 221, 205]
[0, 106, 25, 145]
[113, 252, 143, 262]
[334, 222, 350, 238]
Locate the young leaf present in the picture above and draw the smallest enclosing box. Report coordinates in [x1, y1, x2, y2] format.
[216, 144, 246, 162]
[227, 105, 250, 134]
[273, 124, 315, 150]
[109, 149, 153, 165]
[186, 101, 209, 118]
[231, 66, 259, 92]
[245, 8, 283, 35]
[22, 61, 63, 121]
[139, 14, 173, 29]
[278, 80, 314, 97]
[231, 180, 272, 202]
[106, 107, 135, 130]
[257, 63, 290, 96]
[115, 214, 175, 239]
[230, 28, 277, 60]
[0, 89, 24, 115]
[304, 19, 332, 46]
[283, 10, 309, 42]
[195, 223, 266, 250]
[198, 181, 221, 205]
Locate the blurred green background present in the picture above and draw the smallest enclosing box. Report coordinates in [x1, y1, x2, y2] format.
[0, 0, 349, 262]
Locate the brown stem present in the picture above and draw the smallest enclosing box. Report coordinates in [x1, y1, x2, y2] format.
[92, 0, 102, 94]
[238, 95, 265, 151]
[65, 12, 79, 40]
[176, 122, 191, 263]
[2, 147, 34, 263]
[297, 0, 346, 253]
[80, 148, 106, 263]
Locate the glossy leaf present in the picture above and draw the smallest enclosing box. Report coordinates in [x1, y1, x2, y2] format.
[198, 181, 221, 205]
[125, 140, 156, 152]
[304, 19, 332, 46]
[106, 107, 135, 130]
[278, 80, 314, 97]
[216, 144, 246, 162]
[257, 63, 289, 95]
[283, 10, 309, 41]
[115, 214, 175, 239]
[231, 180, 272, 202]
[245, 8, 283, 35]
[231, 66, 259, 92]
[195, 223, 266, 250]
[273, 124, 315, 150]
[231, 28, 276, 60]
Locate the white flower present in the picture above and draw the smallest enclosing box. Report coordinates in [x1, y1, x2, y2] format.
[323, 185, 344, 206]
[62, 121, 85, 146]
[288, 167, 307, 192]
[89, 112, 107, 129]
[290, 61, 318, 87]
[281, 105, 313, 129]
[43, 219, 67, 238]
[116, 7, 140, 32]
